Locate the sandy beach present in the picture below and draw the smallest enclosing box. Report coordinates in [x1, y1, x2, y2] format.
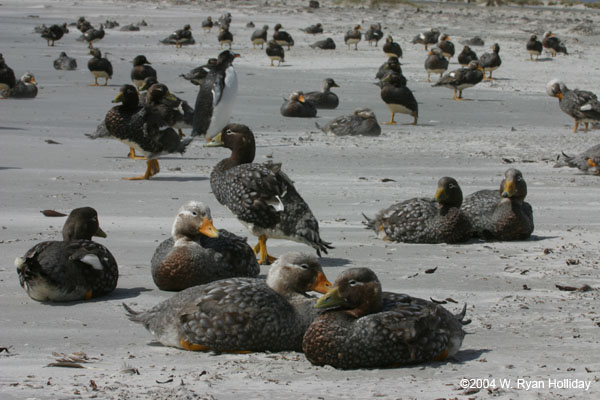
[1, 0, 600, 398]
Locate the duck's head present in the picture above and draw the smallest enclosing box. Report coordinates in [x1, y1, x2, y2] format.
[274, 23, 282, 31]
[21, 72, 36, 85]
[353, 107, 376, 120]
[462, 45, 471, 52]
[204, 123, 256, 163]
[500, 168, 527, 200]
[543, 31, 553, 38]
[530, 34, 538, 41]
[89, 48, 101, 58]
[434, 177, 463, 208]
[353, 24, 362, 31]
[546, 78, 568, 100]
[59, 51, 68, 57]
[440, 33, 450, 41]
[184, 24, 191, 31]
[289, 91, 306, 103]
[62, 23, 69, 32]
[112, 84, 139, 108]
[386, 35, 393, 43]
[263, 24, 269, 30]
[467, 60, 482, 71]
[62, 207, 107, 241]
[171, 201, 218, 240]
[323, 78, 339, 90]
[146, 83, 178, 104]
[315, 267, 383, 318]
[139, 76, 159, 92]
[266, 252, 331, 296]
[132, 55, 150, 66]
[492, 43, 500, 53]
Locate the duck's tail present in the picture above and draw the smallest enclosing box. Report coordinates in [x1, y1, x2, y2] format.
[178, 137, 193, 154]
[554, 151, 587, 170]
[455, 303, 471, 326]
[85, 120, 110, 139]
[122, 302, 145, 323]
[362, 212, 377, 231]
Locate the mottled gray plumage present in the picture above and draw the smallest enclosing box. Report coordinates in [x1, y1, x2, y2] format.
[207, 124, 332, 257]
[363, 177, 471, 243]
[424, 47, 448, 82]
[317, 108, 381, 136]
[303, 268, 468, 369]
[15, 207, 118, 302]
[554, 144, 600, 174]
[461, 169, 534, 241]
[53, 51, 77, 70]
[304, 78, 339, 109]
[125, 253, 331, 352]
[251, 25, 268, 49]
[309, 37, 335, 50]
[151, 201, 259, 291]
[546, 79, 600, 132]
[301, 23, 323, 35]
[412, 28, 440, 50]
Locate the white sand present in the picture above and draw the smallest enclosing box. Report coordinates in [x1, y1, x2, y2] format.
[1, 0, 600, 398]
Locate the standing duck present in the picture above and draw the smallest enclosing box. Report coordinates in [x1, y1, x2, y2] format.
[412, 28, 440, 51]
[90, 84, 192, 180]
[124, 252, 331, 352]
[202, 16, 213, 33]
[130, 55, 157, 90]
[205, 124, 333, 264]
[546, 79, 600, 132]
[53, 51, 77, 70]
[83, 23, 105, 49]
[479, 43, 501, 80]
[363, 177, 472, 243]
[273, 24, 294, 50]
[304, 78, 339, 109]
[461, 168, 534, 241]
[191, 50, 240, 139]
[151, 201, 259, 291]
[316, 108, 381, 136]
[303, 267, 468, 369]
[8, 72, 38, 99]
[266, 40, 285, 66]
[458, 45, 477, 66]
[41, 23, 69, 46]
[554, 144, 600, 174]
[380, 73, 418, 125]
[344, 25, 362, 50]
[309, 37, 336, 50]
[15, 207, 118, 302]
[251, 25, 268, 49]
[301, 23, 323, 35]
[433, 61, 484, 100]
[364, 23, 383, 47]
[180, 58, 217, 86]
[436, 33, 455, 59]
[542, 31, 567, 57]
[280, 91, 317, 117]
[526, 34, 543, 61]
[218, 25, 233, 49]
[0, 54, 16, 98]
[424, 47, 448, 82]
[383, 35, 402, 58]
[87, 48, 113, 86]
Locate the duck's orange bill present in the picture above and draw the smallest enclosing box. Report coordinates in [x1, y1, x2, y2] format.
[198, 218, 219, 238]
[310, 271, 332, 294]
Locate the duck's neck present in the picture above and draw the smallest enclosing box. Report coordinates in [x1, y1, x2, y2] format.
[217, 145, 255, 171]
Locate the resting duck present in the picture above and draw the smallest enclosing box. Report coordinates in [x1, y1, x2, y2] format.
[202, 16, 213, 33]
[380, 73, 418, 125]
[273, 24, 294, 50]
[479, 43, 501, 80]
[364, 23, 383, 47]
[412, 28, 440, 50]
[8, 73, 38, 99]
[363, 177, 472, 243]
[301, 23, 323, 35]
[383, 35, 402, 58]
[89, 84, 192, 180]
[546, 79, 600, 133]
[344, 25, 362, 50]
[87, 48, 113, 86]
[0, 54, 16, 98]
[457, 45, 477, 66]
[180, 58, 217, 85]
[542, 31, 567, 57]
[310, 37, 335, 50]
[433, 60, 484, 100]
[15, 207, 118, 302]
[526, 34, 543, 61]
[205, 124, 332, 264]
[151, 201, 258, 291]
[280, 91, 317, 117]
[304, 78, 339, 109]
[53, 51, 77, 70]
[130, 55, 157, 90]
[554, 144, 600, 174]
[251, 25, 268, 49]
[218, 25, 233, 49]
[424, 47, 448, 83]
[461, 168, 534, 241]
[317, 108, 381, 136]
[83, 23, 105, 49]
[303, 267, 469, 369]
[161, 24, 195, 47]
[125, 252, 331, 352]
[436, 33, 455, 59]
[41, 23, 69, 46]
[266, 40, 285, 66]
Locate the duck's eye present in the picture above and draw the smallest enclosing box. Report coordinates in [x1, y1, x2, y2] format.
[191, 211, 197, 216]
[226, 129, 232, 135]
[448, 183, 455, 189]
[348, 280, 358, 286]
[300, 264, 308, 270]
[517, 176, 522, 181]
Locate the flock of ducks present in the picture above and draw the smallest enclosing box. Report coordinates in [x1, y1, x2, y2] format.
[5, 3, 599, 370]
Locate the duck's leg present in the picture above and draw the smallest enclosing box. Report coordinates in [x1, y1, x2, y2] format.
[270, 59, 274, 67]
[457, 89, 464, 100]
[123, 160, 155, 180]
[412, 113, 418, 125]
[256, 234, 276, 265]
[426, 71, 431, 83]
[573, 121, 579, 133]
[453, 88, 458, 100]
[103, 77, 109, 86]
[178, 129, 185, 139]
[384, 112, 396, 125]
[90, 76, 99, 86]
[127, 147, 147, 160]
[584, 122, 590, 132]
